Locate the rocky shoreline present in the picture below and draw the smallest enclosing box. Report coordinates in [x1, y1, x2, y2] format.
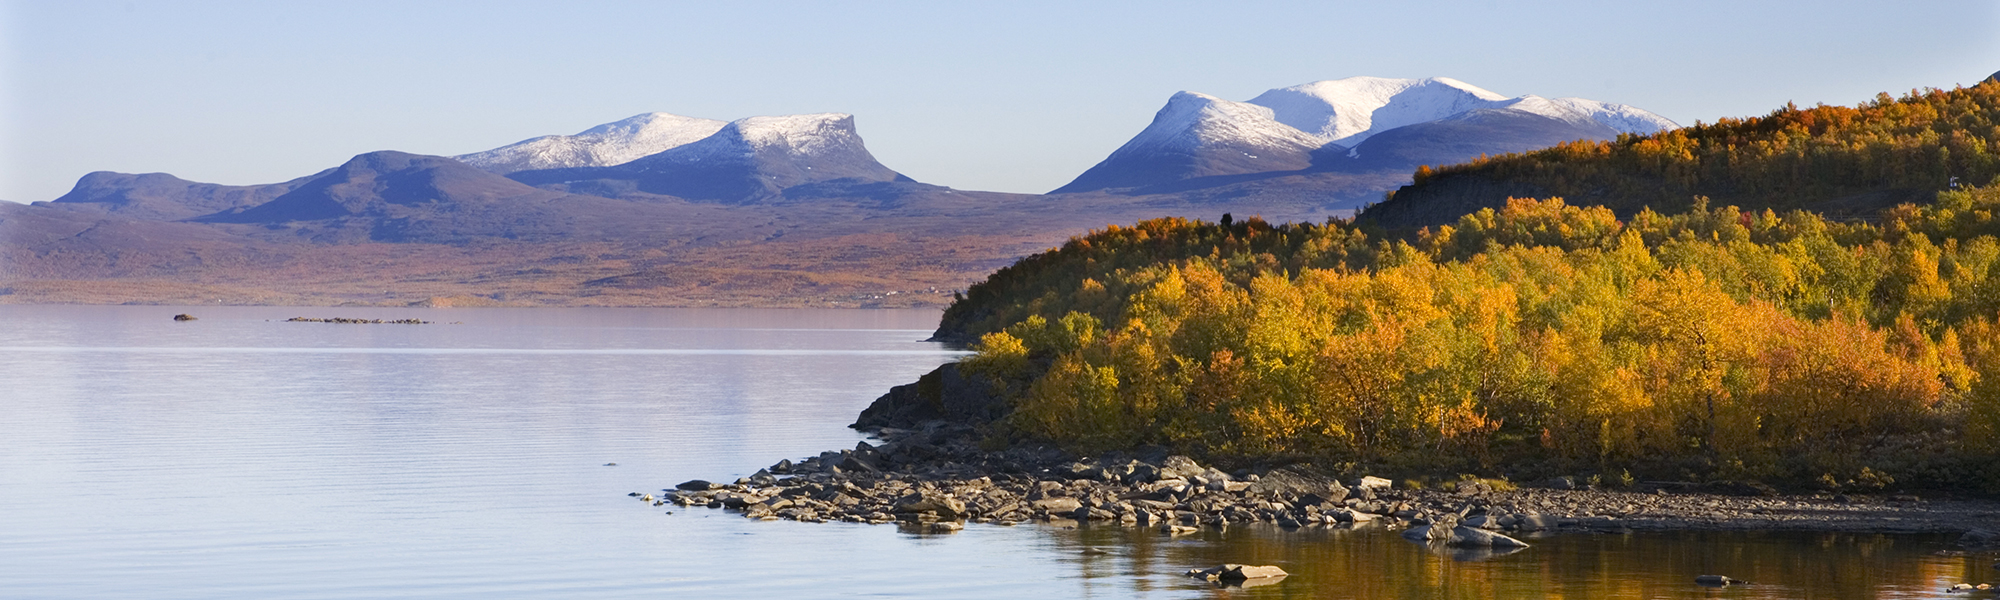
[641, 422, 2000, 549]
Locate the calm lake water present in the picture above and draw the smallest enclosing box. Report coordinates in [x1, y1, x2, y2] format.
[1, 304, 1993, 599]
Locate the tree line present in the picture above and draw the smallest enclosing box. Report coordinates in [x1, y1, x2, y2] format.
[940, 191, 2000, 491]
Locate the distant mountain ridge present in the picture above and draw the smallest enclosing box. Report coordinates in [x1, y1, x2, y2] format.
[1054, 76, 1677, 195]
[18, 73, 1995, 310]
[47, 171, 318, 221]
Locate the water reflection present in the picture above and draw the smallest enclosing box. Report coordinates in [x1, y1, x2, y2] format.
[1038, 523, 1988, 599]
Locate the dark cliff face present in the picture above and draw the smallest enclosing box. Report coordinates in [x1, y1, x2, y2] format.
[851, 363, 1005, 431]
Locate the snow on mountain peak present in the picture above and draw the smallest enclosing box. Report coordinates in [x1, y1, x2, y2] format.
[727, 113, 863, 157]
[1121, 91, 1324, 154]
[1496, 96, 1678, 136]
[455, 112, 726, 174]
[1247, 76, 1514, 147]
[1241, 77, 1678, 146]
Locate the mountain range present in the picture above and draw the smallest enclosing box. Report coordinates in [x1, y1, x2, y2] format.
[1054, 77, 1675, 195]
[1, 75, 1682, 307]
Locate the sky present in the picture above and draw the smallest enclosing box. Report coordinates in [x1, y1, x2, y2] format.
[3, 0, 1997, 203]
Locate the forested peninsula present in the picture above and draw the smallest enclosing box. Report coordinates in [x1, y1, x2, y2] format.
[927, 80, 2000, 495]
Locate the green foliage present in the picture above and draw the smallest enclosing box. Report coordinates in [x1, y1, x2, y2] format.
[943, 194, 2000, 489]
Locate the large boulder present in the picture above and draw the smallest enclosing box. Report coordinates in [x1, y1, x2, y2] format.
[852, 363, 1005, 430]
[1158, 456, 1205, 480]
[1030, 496, 1083, 513]
[1245, 468, 1349, 503]
[893, 490, 967, 519]
[1401, 515, 1531, 548]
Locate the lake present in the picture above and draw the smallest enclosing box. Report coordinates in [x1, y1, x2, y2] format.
[1, 305, 1992, 599]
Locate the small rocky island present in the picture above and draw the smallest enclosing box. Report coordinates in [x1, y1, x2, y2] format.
[284, 317, 430, 324]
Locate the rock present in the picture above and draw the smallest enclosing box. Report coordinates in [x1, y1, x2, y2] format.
[172, 314, 197, 321]
[676, 479, 715, 491]
[894, 490, 968, 519]
[1031, 496, 1082, 513]
[1155, 456, 1201, 479]
[1960, 529, 2000, 545]
[1123, 462, 1160, 484]
[926, 521, 964, 533]
[1331, 508, 1377, 522]
[1356, 476, 1392, 490]
[1462, 514, 1501, 529]
[851, 363, 1004, 430]
[1515, 513, 1556, 531]
[1245, 468, 1349, 503]
[1187, 564, 1288, 581]
[1402, 520, 1530, 548]
[1449, 526, 1531, 548]
[1544, 476, 1579, 490]
[1694, 575, 1747, 587]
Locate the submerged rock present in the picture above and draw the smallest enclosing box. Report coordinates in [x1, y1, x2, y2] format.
[1401, 515, 1531, 548]
[1187, 564, 1288, 581]
[1695, 575, 1747, 587]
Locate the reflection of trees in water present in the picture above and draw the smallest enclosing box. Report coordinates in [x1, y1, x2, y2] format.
[1038, 524, 1980, 599]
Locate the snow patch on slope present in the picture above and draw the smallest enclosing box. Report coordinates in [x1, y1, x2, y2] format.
[456, 113, 725, 173]
[1500, 96, 1679, 136]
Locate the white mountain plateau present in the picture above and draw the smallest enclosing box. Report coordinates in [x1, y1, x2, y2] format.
[456, 112, 727, 174]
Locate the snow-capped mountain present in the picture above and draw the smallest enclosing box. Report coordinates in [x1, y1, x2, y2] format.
[1051, 92, 1323, 194]
[455, 113, 726, 174]
[508, 113, 910, 202]
[1248, 77, 1675, 147]
[1055, 76, 1678, 194]
[1248, 77, 1512, 147]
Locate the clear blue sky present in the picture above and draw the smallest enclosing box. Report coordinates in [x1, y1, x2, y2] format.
[3, 0, 1996, 203]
